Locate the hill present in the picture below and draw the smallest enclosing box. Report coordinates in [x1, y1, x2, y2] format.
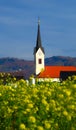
[0, 56, 76, 78]
[45, 56, 76, 66]
[0, 57, 34, 79]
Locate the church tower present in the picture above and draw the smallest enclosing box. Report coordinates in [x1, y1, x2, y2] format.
[34, 19, 45, 75]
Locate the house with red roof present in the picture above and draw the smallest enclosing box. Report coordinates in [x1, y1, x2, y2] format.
[33, 19, 76, 81]
[38, 66, 76, 81]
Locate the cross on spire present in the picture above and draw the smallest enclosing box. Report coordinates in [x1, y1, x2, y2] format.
[38, 17, 40, 25]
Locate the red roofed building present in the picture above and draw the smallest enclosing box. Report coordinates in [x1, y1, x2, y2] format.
[38, 66, 76, 81]
[34, 19, 76, 81]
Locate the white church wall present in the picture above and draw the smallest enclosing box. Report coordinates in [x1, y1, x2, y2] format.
[37, 77, 60, 82]
[35, 48, 45, 75]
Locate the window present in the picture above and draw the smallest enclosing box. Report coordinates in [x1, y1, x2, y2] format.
[38, 59, 42, 64]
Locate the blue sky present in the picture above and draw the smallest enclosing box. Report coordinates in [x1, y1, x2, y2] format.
[0, 0, 76, 60]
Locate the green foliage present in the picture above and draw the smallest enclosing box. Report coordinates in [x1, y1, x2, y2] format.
[0, 75, 76, 130]
[0, 73, 16, 85]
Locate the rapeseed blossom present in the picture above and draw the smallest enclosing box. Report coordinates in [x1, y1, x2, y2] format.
[44, 120, 51, 129]
[0, 75, 76, 129]
[41, 99, 47, 105]
[63, 110, 68, 116]
[37, 126, 44, 130]
[27, 103, 33, 108]
[28, 116, 36, 123]
[19, 123, 26, 130]
[65, 89, 71, 96]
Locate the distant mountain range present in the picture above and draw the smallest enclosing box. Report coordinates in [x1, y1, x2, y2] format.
[0, 56, 76, 79]
[45, 56, 76, 66]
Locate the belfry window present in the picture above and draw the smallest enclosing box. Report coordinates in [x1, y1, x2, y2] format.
[38, 59, 42, 64]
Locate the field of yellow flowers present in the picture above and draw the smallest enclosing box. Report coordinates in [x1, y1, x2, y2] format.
[0, 73, 76, 130]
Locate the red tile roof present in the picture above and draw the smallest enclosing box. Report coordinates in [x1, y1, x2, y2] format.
[38, 66, 76, 78]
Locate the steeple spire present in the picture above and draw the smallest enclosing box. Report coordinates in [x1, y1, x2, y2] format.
[34, 18, 45, 75]
[36, 17, 42, 49]
[34, 18, 44, 54]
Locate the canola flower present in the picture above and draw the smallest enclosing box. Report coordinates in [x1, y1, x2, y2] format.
[27, 103, 33, 108]
[28, 116, 36, 123]
[41, 99, 48, 105]
[44, 120, 51, 129]
[63, 110, 68, 116]
[0, 75, 76, 129]
[19, 123, 26, 130]
[37, 126, 44, 130]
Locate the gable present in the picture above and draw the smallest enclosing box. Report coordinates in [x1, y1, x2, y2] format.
[36, 48, 44, 56]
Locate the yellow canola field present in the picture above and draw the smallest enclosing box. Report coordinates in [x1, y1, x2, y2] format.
[0, 75, 76, 130]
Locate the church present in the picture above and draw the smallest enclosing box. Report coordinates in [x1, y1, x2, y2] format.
[33, 19, 76, 81]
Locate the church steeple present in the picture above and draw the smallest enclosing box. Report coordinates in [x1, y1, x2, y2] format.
[34, 18, 44, 54]
[34, 18, 45, 75]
